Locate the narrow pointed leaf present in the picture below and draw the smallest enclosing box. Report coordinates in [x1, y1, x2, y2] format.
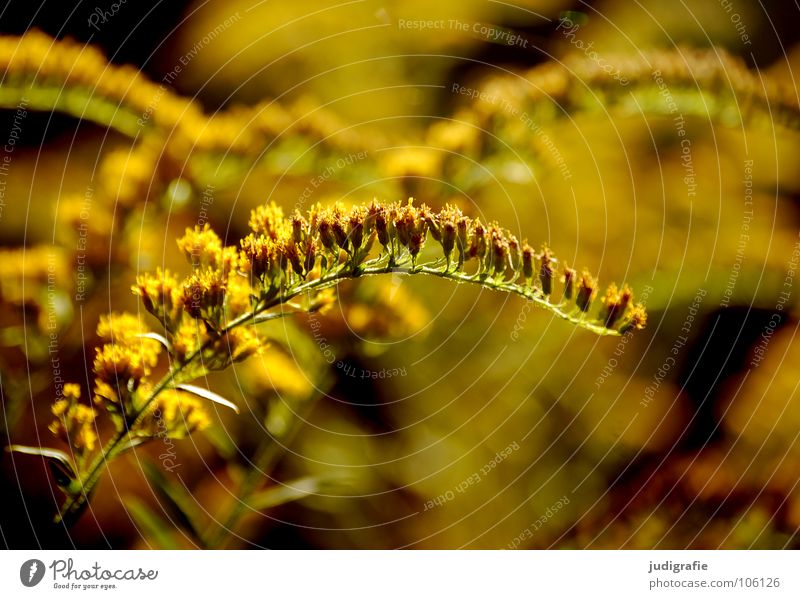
[249, 476, 322, 511]
[141, 460, 205, 546]
[250, 311, 293, 324]
[124, 497, 182, 549]
[136, 332, 172, 351]
[114, 436, 148, 456]
[175, 384, 239, 414]
[7, 444, 77, 489]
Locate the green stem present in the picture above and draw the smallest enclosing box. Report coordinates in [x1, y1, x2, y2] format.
[207, 386, 327, 549]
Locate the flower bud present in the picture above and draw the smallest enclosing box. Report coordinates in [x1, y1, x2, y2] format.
[490, 228, 507, 275]
[332, 217, 349, 250]
[318, 219, 338, 252]
[576, 270, 596, 312]
[522, 243, 534, 281]
[507, 235, 520, 273]
[619, 303, 647, 332]
[600, 284, 633, 328]
[291, 211, 307, 243]
[456, 216, 470, 264]
[395, 202, 417, 247]
[420, 205, 440, 241]
[469, 220, 487, 260]
[348, 211, 364, 250]
[539, 246, 554, 295]
[375, 206, 391, 246]
[303, 238, 317, 273]
[441, 221, 456, 261]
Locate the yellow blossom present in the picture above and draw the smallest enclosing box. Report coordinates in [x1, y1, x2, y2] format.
[135, 389, 211, 439]
[48, 384, 97, 453]
[177, 224, 224, 270]
[133, 268, 184, 332]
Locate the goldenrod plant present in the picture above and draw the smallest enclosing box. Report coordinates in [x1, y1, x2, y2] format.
[11, 198, 645, 526]
[2, 8, 798, 550]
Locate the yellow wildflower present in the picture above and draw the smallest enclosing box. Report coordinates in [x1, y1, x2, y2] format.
[133, 268, 183, 332]
[136, 389, 211, 439]
[48, 384, 97, 453]
[177, 224, 224, 270]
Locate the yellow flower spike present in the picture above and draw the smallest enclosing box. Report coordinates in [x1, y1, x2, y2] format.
[232, 327, 262, 362]
[51, 400, 70, 419]
[92, 381, 120, 407]
[177, 223, 224, 270]
[248, 203, 286, 238]
[92, 336, 160, 413]
[171, 319, 208, 365]
[48, 384, 98, 454]
[96, 312, 151, 344]
[225, 274, 254, 319]
[132, 268, 184, 332]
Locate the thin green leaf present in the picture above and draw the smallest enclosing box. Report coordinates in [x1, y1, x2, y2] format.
[136, 332, 172, 351]
[249, 476, 322, 511]
[203, 424, 238, 460]
[250, 311, 295, 325]
[141, 460, 205, 546]
[124, 497, 182, 549]
[175, 384, 239, 414]
[114, 436, 148, 456]
[6, 444, 76, 488]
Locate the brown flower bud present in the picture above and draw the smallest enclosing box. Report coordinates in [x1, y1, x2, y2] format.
[456, 216, 470, 264]
[318, 219, 338, 252]
[490, 228, 507, 275]
[469, 220, 487, 260]
[375, 206, 391, 246]
[395, 202, 417, 247]
[600, 284, 633, 328]
[420, 205, 440, 241]
[562, 265, 576, 299]
[522, 243, 534, 281]
[507, 235, 520, 273]
[441, 221, 456, 261]
[539, 246, 554, 295]
[348, 211, 364, 250]
[576, 270, 596, 312]
[332, 216, 349, 250]
[619, 303, 647, 332]
[291, 211, 307, 243]
[303, 238, 317, 273]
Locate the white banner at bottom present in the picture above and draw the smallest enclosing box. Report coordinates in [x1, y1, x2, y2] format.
[0, 550, 797, 598]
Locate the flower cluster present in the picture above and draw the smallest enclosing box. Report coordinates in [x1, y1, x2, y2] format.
[134, 224, 262, 373]
[135, 388, 211, 439]
[31, 197, 644, 524]
[49, 384, 97, 458]
[46, 311, 217, 469]
[219, 199, 646, 334]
